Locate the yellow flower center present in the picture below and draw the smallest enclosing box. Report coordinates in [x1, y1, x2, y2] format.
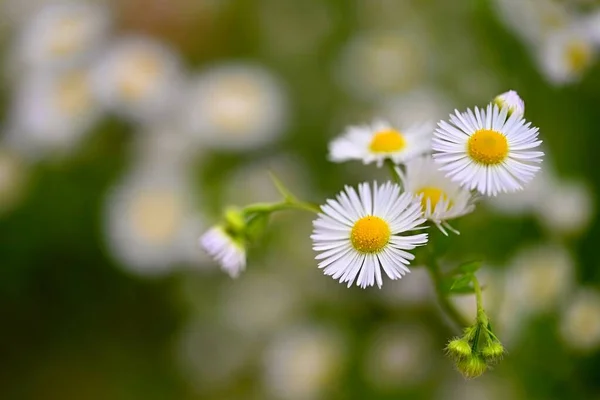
[350, 216, 391, 253]
[131, 192, 183, 244]
[416, 187, 450, 211]
[566, 41, 592, 73]
[467, 129, 509, 165]
[118, 52, 161, 100]
[57, 72, 92, 114]
[369, 129, 406, 153]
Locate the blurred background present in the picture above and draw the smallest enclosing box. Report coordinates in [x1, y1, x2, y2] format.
[0, 0, 600, 399]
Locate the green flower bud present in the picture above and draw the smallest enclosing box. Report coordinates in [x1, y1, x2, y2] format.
[446, 338, 472, 360]
[224, 207, 246, 233]
[481, 341, 505, 363]
[456, 355, 488, 380]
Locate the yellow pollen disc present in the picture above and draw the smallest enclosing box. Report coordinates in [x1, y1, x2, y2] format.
[416, 187, 451, 211]
[566, 41, 592, 73]
[350, 216, 391, 253]
[369, 129, 406, 153]
[467, 129, 509, 165]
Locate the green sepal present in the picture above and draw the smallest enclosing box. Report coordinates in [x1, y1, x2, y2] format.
[245, 212, 270, 242]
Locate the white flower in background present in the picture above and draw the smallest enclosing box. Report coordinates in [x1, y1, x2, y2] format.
[219, 272, 300, 337]
[560, 288, 600, 353]
[13, 3, 110, 70]
[493, 90, 525, 117]
[6, 67, 101, 159]
[364, 324, 434, 388]
[536, 27, 596, 85]
[263, 326, 344, 400]
[329, 119, 432, 167]
[535, 178, 594, 237]
[336, 30, 427, 100]
[433, 104, 544, 196]
[500, 244, 573, 323]
[450, 269, 505, 322]
[399, 156, 476, 235]
[582, 9, 600, 46]
[104, 165, 203, 276]
[92, 37, 184, 123]
[311, 181, 428, 289]
[0, 148, 28, 214]
[181, 64, 288, 150]
[380, 87, 451, 128]
[436, 374, 520, 400]
[200, 226, 246, 278]
[176, 319, 254, 393]
[491, 0, 571, 46]
[485, 166, 552, 215]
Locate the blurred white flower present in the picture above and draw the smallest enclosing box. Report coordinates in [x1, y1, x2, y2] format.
[176, 318, 254, 393]
[6, 67, 101, 159]
[336, 30, 428, 101]
[497, 244, 574, 343]
[263, 325, 344, 400]
[378, 266, 434, 307]
[181, 64, 288, 151]
[92, 36, 184, 123]
[492, 0, 572, 46]
[485, 167, 552, 216]
[104, 164, 205, 276]
[379, 87, 451, 128]
[582, 9, 600, 46]
[0, 148, 28, 214]
[364, 324, 435, 388]
[560, 287, 600, 353]
[535, 178, 594, 237]
[12, 2, 109, 72]
[536, 27, 596, 85]
[219, 271, 301, 337]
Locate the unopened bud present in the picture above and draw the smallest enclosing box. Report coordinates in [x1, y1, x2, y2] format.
[493, 90, 525, 117]
[456, 355, 487, 380]
[481, 341, 505, 363]
[446, 338, 472, 360]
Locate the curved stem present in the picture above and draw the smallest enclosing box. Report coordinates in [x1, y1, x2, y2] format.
[472, 274, 485, 319]
[385, 159, 402, 185]
[427, 257, 471, 329]
[243, 199, 320, 216]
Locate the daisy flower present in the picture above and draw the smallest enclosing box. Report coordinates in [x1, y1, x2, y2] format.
[432, 104, 544, 196]
[200, 226, 246, 278]
[311, 181, 428, 289]
[398, 156, 476, 235]
[329, 120, 432, 167]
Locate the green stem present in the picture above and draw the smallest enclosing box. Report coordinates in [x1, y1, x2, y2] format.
[472, 274, 485, 319]
[385, 159, 401, 185]
[427, 258, 471, 329]
[243, 199, 320, 216]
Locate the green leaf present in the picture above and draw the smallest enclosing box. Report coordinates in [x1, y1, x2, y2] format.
[448, 260, 482, 276]
[268, 171, 297, 201]
[449, 273, 474, 293]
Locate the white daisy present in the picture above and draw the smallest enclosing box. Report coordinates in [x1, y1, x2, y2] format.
[92, 36, 184, 123]
[200, 226, 246, 278]
[329, 119, 432, 167]
[433, 104, 544, 196]
[311, 181, 428, 289]
[398, 156, 476, 235]
[493, 90, 525, 117]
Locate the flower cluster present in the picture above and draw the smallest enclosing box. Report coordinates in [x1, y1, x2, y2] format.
[200, 89, 543, 378]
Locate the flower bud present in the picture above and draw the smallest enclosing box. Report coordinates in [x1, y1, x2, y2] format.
[456, 355, 487, 379]
[224, 207, 246, 233]
[481, 341, 505, 363]
[446, 338, 472, 360]
[493, 90, 525, 117]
